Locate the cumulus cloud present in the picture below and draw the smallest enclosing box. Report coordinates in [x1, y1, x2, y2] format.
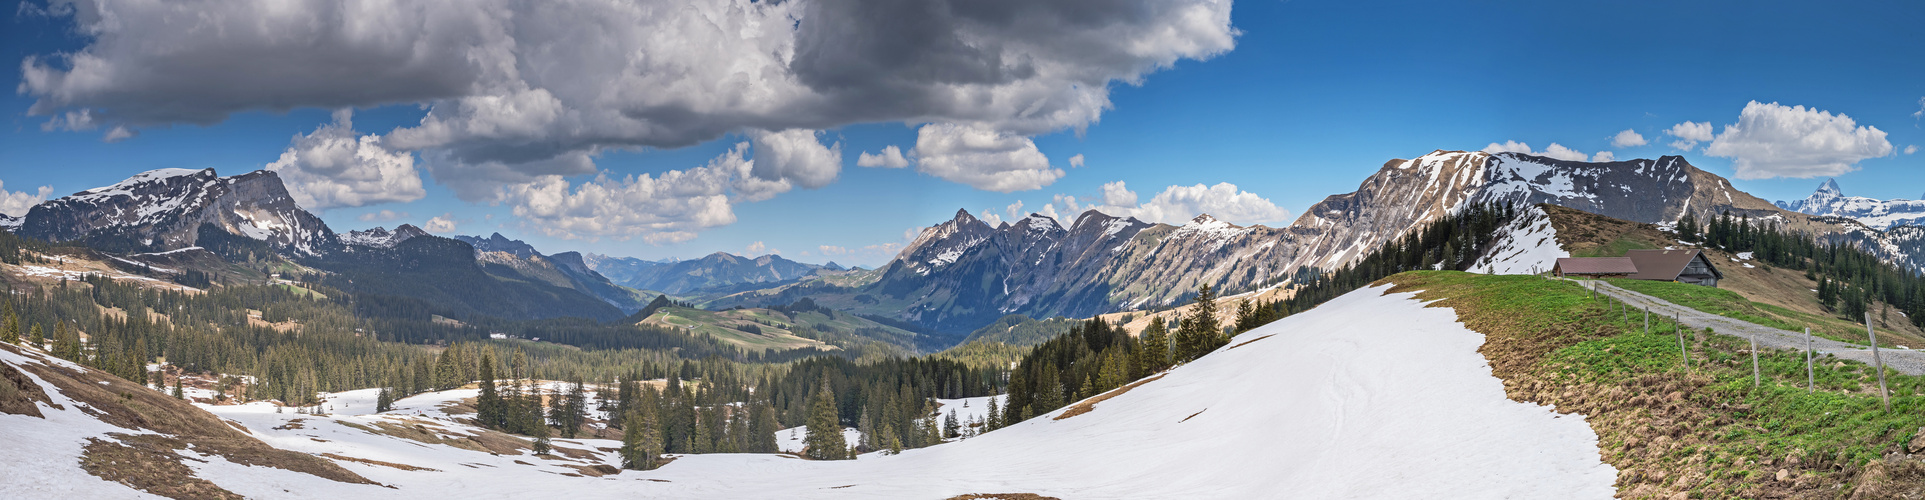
[1703, 101, 1893, 180]
[0, 181, 55, 217]
[21, 0, 1234, 185]
[1004, 201, 1027, 220]
[1610, 129, 1647, 148]
[747, 129, 841, 195]
[265, 109, 426, 210]
[856, 145, 909, 168]
[1481, 141, 1590, 162]
[745, 241, 769, 255]
[1069, 181, 1288, 226]
[357, 209, 410, 222]
[1906, 145, 1918, 155]
[1539, 143, 1589, 162]
[910, 123, 1064, 192]
[423, 213, 459, 233]
[1068, 154, 1086, 168]
[1592, 151, 1616, 162]
[1666, 121, 1714, 150]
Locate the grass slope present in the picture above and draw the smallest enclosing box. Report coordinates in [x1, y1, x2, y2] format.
[639, 306, 921, 354]
[1387, 271, 1925, 499]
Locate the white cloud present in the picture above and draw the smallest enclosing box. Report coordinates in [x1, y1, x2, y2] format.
[1068, 154, 1086, 168]
[1481, 141, 1533, 154]
[1906, 145, 1918, 155]
[1703, 101, 1893, 180]
[746, 241, 767, 254]
[22, 0, 1235, 196]
[1100, 181, 1137, 207]
[1591, 151, 1616, 162]
[1073, 181, 1289, 226]
[265, 109, 426, 210]
[1539, 143, 1589, 162]
[747, 129, 841, 195]
[423, 213, 459, 233]
[1610, 129, 1647, 148]
[1481, 141, 1589, 162]
[1665, 121, 1714, 150]
[856, 145, 909, 168]
[979, 212, 1004, 227]
[1004, 200, 1027, 220]
[1914, 97, 1924, 121]
[910, 123, 1063, 192]
[0, 181, 55, 217]
[357, 209, 410, 222]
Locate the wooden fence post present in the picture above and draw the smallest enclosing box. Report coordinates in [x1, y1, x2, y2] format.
[1867, 312, 1889, 412]
[1675, 313, 1690, 372]
[1749, 331, 1760, 388]
[1804, 327, 1813, 393]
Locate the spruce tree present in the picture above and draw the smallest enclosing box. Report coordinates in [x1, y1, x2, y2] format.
[27, 323, 41, 349]
[172, 379, 185, 399]
[621, 406, 664, 470]
[803, 381, 845, 460]
[2, 302, 17, 344]
[376, 387, 394, 413]
[1135, 316, 1171, 377]
[476, 353, 504, 429]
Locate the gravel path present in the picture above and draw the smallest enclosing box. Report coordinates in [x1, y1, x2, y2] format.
[1567, 279, 1925, 376]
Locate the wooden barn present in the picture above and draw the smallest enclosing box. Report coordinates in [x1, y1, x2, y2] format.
[1552, 257, 1638, 279]
[1624, 249, 1723, 287]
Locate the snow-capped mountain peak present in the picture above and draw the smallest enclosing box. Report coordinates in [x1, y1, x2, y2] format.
[1774, 178, 1925, 230]
[16, 168, 335, 255]
[342, 224, 428, 249]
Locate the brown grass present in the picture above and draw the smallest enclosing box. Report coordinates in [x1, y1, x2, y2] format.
[81, 434, 243, 500]
[1, 342, 376, 493]
[338, 419, 531, 455]
[1225, 333, 1276, 351]
[1053, 373, 1164, 420]
[0, 359, 55, 417]
[319, 452, 441, 472]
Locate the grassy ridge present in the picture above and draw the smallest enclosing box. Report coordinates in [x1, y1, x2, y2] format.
[1385, 271, 1925, 499]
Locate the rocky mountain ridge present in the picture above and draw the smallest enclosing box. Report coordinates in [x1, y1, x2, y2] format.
[843, 150, 1923, 333]
[1774, 179, 1925, 230]
[14, 168, 335, 255]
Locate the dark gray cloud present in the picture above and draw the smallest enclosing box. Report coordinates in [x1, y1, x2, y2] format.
[18, 0, 1236, 239]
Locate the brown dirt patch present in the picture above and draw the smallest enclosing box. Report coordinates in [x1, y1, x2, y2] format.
[319, 452, 441, 472]
[2, 343, 376, 489]
[1225, 333, 1276, 351]
[82, 434, 244, 500]
[946, 494, 1062, 500]
[340, 419, 530, 455]
[0, 358, 55, 417]
[1053, 373, 1165, 420]
[569, 464, 622, 477]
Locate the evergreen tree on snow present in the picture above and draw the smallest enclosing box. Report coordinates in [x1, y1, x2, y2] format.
[803, 380, 846, 460]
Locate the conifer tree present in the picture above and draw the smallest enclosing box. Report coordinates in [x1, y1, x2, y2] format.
[172, 379, 184, 399]
[27, 323, 41, 349]
[2, 302, 18, 344]
[476, 352, 504, 428]
[532, 423, 553, 456]
[621, 405, 664, 470]
[376, 387, 394, 413]
[803, 380, 845, 460]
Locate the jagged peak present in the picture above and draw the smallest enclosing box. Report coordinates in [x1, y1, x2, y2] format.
[1020, 212, 1063, 231]
[951, 208, 977, 222]
[1818, 178, 1842, 195]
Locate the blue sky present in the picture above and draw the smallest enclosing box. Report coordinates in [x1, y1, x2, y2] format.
[2, 0, 1920, 268]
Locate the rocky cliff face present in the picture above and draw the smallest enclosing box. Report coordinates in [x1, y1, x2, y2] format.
[861, 150, 1922, 332]
[16, 168, 335, 255]
[1775, 179, 1925, 230]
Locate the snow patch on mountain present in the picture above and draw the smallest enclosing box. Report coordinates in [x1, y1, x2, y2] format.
[1470, 207, 1567, 275]
[1775, 179, 1925, 230]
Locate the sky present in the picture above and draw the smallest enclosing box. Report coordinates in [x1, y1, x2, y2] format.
[1, 0, 1920, 268]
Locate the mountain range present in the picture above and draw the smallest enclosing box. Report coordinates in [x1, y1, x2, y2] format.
[5, 151, 1921, 336]
[1774, 179, 1925, 230]
[710, 151, 1925, 333]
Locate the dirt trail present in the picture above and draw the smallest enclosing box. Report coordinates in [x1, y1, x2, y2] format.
[1573, 279, 1925, 376]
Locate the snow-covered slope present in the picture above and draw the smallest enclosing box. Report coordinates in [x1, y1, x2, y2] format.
[340, 224, 428, 249]
[1775, 179, 1925, 230]
[3, 286, 1615, 499]
[1469, 206, 1567, 275]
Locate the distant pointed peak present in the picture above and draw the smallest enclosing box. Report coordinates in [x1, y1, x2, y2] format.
[1189, 213, 1220, 225]
[1818, 178, 1842, 194]
[952, 208, 976, 221]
